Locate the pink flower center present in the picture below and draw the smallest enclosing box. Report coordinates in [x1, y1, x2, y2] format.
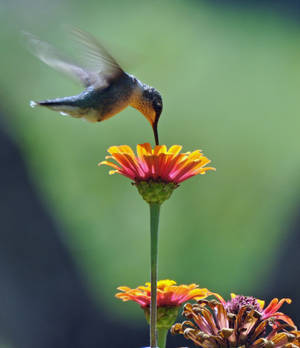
[225, 295, 262, 314]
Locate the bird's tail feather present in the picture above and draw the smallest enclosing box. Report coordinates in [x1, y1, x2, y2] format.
[29, 97, 85, 118]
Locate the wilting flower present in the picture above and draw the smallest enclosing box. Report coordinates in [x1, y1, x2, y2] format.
[116, 280, 210, 329]
[171, 292, 300, 348]
[99, 143, 215, 204]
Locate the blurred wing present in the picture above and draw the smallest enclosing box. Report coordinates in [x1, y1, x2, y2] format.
[23, 32, 116, 88]
[71, 27, 124, 80]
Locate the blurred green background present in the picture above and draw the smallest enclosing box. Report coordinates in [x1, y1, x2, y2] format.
[0, 0, 300, 345]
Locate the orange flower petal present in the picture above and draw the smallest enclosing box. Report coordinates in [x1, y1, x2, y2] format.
[116, 279, 210, 308]
[101, 143, 214, 184]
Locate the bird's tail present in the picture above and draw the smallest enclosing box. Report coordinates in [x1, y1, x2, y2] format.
[30, 96, 85, 118]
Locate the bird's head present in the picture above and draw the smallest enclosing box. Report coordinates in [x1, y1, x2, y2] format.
[140, 87, 163, 145]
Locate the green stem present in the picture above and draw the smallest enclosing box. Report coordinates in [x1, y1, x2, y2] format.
[157, 328, 168, 348]
[149, 203, 161, 348]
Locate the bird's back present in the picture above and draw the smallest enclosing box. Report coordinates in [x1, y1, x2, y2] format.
[86, 72, 135, 121]
[34, 73, 136, 123]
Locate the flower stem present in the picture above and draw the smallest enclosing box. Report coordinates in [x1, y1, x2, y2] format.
[157, 328, 168, 348]
[149, 203, 160, 347]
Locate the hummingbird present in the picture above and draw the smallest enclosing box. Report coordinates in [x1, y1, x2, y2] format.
[26, 29, 163, 145]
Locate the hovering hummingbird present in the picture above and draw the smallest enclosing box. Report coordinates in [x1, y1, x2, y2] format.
[26, 29, 163, 145]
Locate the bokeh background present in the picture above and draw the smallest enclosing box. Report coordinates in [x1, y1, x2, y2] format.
[0, 0, 300, 347]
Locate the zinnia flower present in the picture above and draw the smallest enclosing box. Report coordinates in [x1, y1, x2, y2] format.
[99, 143, 215, 204]
[116, 280, 210, 329]
[171, 292, 300, 348]
[116, 279, 209, 308]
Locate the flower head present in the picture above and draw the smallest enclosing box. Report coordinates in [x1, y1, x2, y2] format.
[116, 279, 209, 308]
[171, 292, 300, 348]
[99, 143, 215, 204]
[116, 279, 210, 330]
[214, 292, 295, 327]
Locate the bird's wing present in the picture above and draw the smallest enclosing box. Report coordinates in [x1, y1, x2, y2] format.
[24, 31, 123, 88]
[71, 27, 124, 82]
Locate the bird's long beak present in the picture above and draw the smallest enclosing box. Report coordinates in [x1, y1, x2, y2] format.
[152, 121, 159, 146]
[152, 110, 161, 145]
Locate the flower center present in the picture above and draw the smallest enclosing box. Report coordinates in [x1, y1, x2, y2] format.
[225, 295, 262, 314]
